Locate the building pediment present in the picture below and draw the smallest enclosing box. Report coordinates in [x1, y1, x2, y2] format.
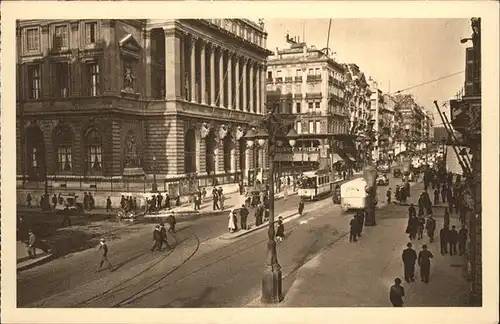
[119, 34, 142, 59]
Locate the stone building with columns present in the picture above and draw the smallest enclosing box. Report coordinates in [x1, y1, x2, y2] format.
[16, 19, 272, 196]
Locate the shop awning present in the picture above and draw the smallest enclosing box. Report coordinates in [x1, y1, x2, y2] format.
[331, 153, 343, 165]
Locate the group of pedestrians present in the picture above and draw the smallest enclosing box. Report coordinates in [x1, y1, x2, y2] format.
[348, 211, 365, 242]
[151, 222, 175, 252]
[440, 221, 468, 256]
[393, 181, 411, 204]
[212, 187, 225, 211]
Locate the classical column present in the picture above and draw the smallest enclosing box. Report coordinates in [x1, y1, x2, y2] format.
[195, 127, 201, 173]
[144, 30, 152, 98]
[200, 41, 207, 105]
[214, 142, 221, 173]
[245, 148, 251, 180]
[256, 64, 261, 114]
[219, 49, 225, 108]
[249, 62, 255, 113]
[230, 147, 237, 172]
[235, 56, 241, 111]
[260, 65, 266, 113]
[227, 52, 233, 109]
[242, 58, 248, 112]
[165, 28, 182, 100]
[210, 45, 216, 106]
[190, 37, 196, 103]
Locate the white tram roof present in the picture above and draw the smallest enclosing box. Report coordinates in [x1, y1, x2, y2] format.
[340, 177, 367, 189]
[302, 169, 330, 178]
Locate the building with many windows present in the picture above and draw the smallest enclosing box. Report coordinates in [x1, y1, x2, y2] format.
[16, 19, 272, 199]
[265, 36, 349, 172]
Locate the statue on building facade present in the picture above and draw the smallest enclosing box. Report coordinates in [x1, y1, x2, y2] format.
[124, 131, 141, 168]
[123, 62, 135, 91]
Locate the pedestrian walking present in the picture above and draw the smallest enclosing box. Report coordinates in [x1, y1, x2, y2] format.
[438, 205, 447, 225]
[298, 199, 305, 215]
[96, 239, 114, 272]
[408, 203, 416, 218]
[219, 192, 225, 210]
[447, 188, 454, 214]
[228, 209, 236, 233]
[283, 185, 288, 200]
[240, 204, 249, 230]
[275, 217, 285, 242]
[386, 188, 392, 204]
[406, 216, 418, 240]
[389, 278, 405, 307]
[159, 223, 171, 250]
[356, 211, 365, 238]
[349, 216, 358, 242]
[27, 230, 37, 258]
[157, 193, 163, 210]
[52, 194, 58, 209]
[106, 196, 112, 212]
[26, 193, 32, 208]
[433, 188, 440, 205]
[417, 216, 425, 240]
[425, 215, 436, 243]
[458, 225, 468, 256]
[120, 195, 126, 209]
[395, 185, 401, 203]
[255, 203, 264, 226]
[441, 184, 447, 204]
[439, 225, 449, 255]
[448, 225, 458, 256]
[151, 225, 162, 252]
[417, 244, 434, 283]
[166, 214, 177, 233]
[89, 192, 95, 211]
[402, 242, 417, 283]
[212, 187, 219, 210]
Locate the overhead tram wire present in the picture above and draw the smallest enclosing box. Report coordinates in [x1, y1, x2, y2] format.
[391, 70, 465, 95]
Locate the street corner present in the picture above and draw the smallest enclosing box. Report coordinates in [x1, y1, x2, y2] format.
[17, 253, 54, 272]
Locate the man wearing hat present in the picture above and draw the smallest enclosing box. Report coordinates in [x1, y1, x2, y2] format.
[96, 239, 114, 272]
[159, 223, 171, 250]
[151, 225, 162, 251]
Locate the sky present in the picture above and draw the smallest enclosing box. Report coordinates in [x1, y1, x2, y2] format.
[264, 19, 472, 127]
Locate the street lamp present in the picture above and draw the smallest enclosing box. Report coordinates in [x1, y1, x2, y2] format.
[361, 119, 377, 227]
[41, 162, 51, 211]
[243, 113, 298, 304]
[151, 155, 158, 193]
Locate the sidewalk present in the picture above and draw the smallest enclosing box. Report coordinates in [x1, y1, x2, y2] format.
[16, 241, 54, 271]
[248, 204, 470, 307]
[144, 188, 298, 221]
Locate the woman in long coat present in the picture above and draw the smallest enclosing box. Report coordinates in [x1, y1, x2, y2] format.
[228, 209, 236, 233]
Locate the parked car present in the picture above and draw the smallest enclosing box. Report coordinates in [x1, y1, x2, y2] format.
[376, 174, 389, 186]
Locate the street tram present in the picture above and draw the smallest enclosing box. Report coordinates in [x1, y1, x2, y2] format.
[298, 169, 333, 200]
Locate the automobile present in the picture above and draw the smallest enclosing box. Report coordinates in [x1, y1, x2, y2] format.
[55, 194, 84, 214]
[376, 174, 389, 186]
[393, 168, 402, 178]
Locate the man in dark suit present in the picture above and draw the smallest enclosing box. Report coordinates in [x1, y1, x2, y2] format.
[96, 239, 114, 272]
[418, 244, 434, 283]
[389, 278, 405, 307]
[448, 225, 459, 256]
[402, 242, 417, 282]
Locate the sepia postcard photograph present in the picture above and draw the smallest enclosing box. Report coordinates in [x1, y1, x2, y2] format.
[1, 1, 499, 324]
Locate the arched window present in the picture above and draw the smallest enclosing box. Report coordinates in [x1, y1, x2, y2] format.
[53, 126, 73, 172]
[223, 135, 232, 172]
[26, 125, 46, 179]
[205, 131, 217, 174]
[85, 128, 102, 173]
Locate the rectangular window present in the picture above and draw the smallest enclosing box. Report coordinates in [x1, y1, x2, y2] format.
[85, 22, 97, 44]
[296, 102, 301, 113]
[309, 121, 314, 134]
[296, 69, 302, 77]
[315, 102, 320, 110]
[26, 28, 40, 52]
[276, 70, 282, 77]
[308, 102, 314, 111]
[308, 68, 314, 75]
[87, 62, 100, 96]
[267, 71, 273, 79]
[316, 121, 321, 133]
[287, 102, 293, 114]
[54, 25, 69, 49]
[53, 62, 70, 97]
[315, 68, 321, 75]
[27, 65, 41, 100]
[57, 147, 73, 171]
[88, 145, 102, 172]
[297, 121, 302, 134]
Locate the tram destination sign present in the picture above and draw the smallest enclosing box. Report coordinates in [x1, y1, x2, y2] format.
[276, 147, 321, 153]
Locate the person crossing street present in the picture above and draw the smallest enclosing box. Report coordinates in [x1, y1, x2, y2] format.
[418, 244, 434, 283]
[96, 239, 114, 272]
[402, 242, 417, 283]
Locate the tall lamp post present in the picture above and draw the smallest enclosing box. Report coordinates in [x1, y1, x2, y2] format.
[362, 119, 377, 227]
[244, 111, 298, 304]
[151, 155, 158, 193]
[41, 162, 51, 211]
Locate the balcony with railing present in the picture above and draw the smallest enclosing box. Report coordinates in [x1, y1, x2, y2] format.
[284, 76, 293, 83]
[266, 78, 274, 84]
[294, 76, 303, 82]
[275, 77, 283, 83]
[306, 75, 322, 82]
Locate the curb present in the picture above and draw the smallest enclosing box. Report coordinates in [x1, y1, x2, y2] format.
[219, 210, 299, 241]
[17, 254, 54, 272]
